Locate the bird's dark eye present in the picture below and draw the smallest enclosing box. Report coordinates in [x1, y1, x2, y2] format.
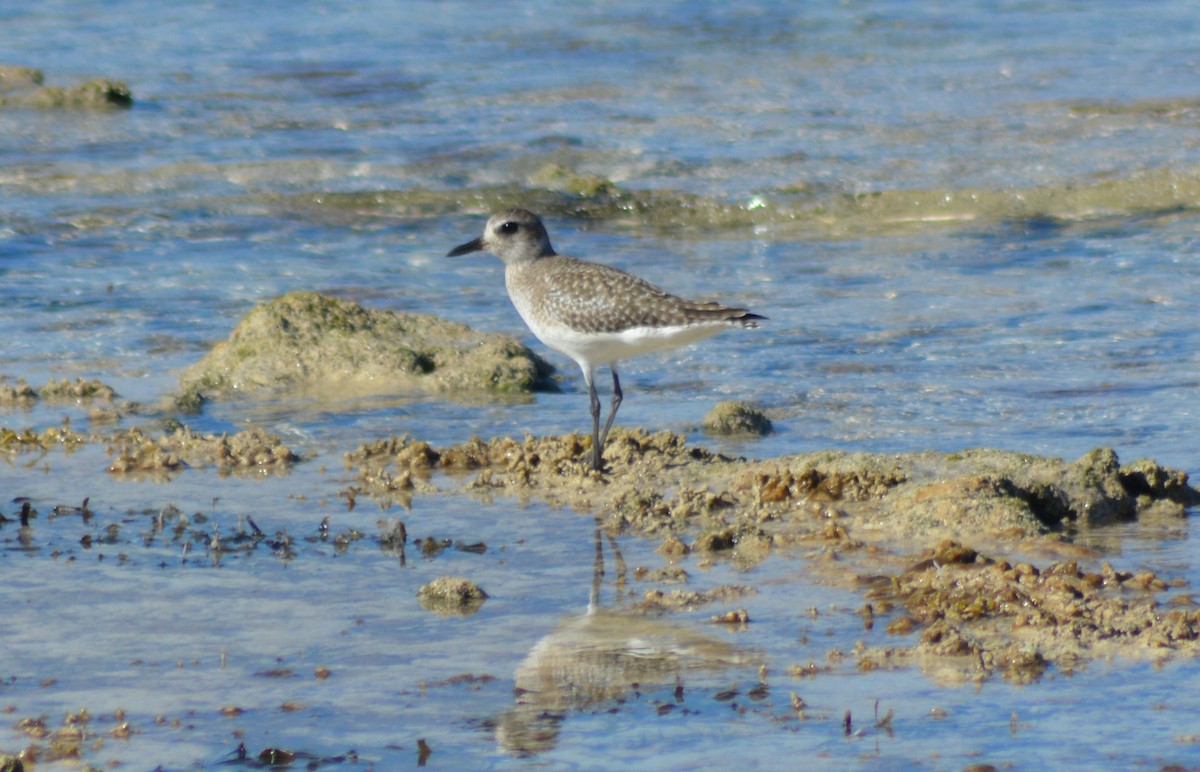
[499, 221, 519, 234]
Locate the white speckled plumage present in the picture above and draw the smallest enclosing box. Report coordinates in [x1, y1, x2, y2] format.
[449, 208, 764, 472]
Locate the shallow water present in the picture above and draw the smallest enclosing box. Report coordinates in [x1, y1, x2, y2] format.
[4, 0, 1200, 768]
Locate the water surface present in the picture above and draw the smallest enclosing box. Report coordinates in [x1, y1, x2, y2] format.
[3, 1, 1200, 768]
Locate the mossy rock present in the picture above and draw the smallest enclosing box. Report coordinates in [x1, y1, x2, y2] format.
[702, 400, 772, 437]
[176, 291, 552, 405]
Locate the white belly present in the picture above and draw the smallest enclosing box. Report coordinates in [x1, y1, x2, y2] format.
[530, 318, 727, 369]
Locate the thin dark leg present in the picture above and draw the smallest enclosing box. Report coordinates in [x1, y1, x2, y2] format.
[597, 366, 623, 461]
[586, 368, 603, 471]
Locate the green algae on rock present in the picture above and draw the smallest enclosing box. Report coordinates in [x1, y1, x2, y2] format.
[176, 291, 552, 405]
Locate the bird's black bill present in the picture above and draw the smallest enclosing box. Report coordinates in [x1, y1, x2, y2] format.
[447, 237, 484, 257]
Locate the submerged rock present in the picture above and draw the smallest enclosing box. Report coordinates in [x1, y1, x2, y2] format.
[107, 426, 298, 478]
[0, 65, 131, 108]
[0, 65, 43, 91]
[528, 162, 621, 198]
[0, 378, 38, 405]
[175, 291, 552, 405]
[417, 576, 488, 616]
[253, 161, 1200, 243]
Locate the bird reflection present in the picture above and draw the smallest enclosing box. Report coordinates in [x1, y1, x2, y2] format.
[495, 516, 758, 756]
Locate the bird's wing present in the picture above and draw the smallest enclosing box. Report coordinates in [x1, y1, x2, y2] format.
[540, 258, 696, 333]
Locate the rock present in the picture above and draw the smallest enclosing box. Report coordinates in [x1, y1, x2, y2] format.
[175, 291, 552, 405]
[0, 65, 43, 91]
[528, 162, 619, 197]
[28, 79, 132, 108]
[894, 447, 1147, 531]
[702, 401, 773, 437]
[417, 576, 488, 616]
[0, 65, 131, 108]
[1119, 457, 1199, 505]
[37, 377, 117, 402]
[693, 527, 736, 552]
[0, 379, 38, 405]
[738, 447, 1199, 538]
[1060, 447, 1135, 524]
[107, 426, 298, 477]
[742, 450, 908, 504]
[341, 433, 1200, 550]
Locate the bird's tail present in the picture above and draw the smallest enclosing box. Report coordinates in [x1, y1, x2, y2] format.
[683, 301, 766, 328]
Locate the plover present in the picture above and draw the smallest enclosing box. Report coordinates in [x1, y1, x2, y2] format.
[448, 208, 764, 472]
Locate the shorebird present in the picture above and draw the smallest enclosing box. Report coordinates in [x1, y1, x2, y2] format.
[448, 208, 764, 472]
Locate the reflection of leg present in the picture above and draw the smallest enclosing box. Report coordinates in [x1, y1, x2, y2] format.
[597, 366, 622, 464]
[589, 518, 603, 613]
[606, 531, 627, 595]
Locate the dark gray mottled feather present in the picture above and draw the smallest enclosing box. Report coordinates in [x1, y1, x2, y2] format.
[530, 255, 762, 333]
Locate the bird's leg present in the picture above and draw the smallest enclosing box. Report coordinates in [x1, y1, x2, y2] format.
[597, 366, 623, 464]
[586, 368, 604, 471]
